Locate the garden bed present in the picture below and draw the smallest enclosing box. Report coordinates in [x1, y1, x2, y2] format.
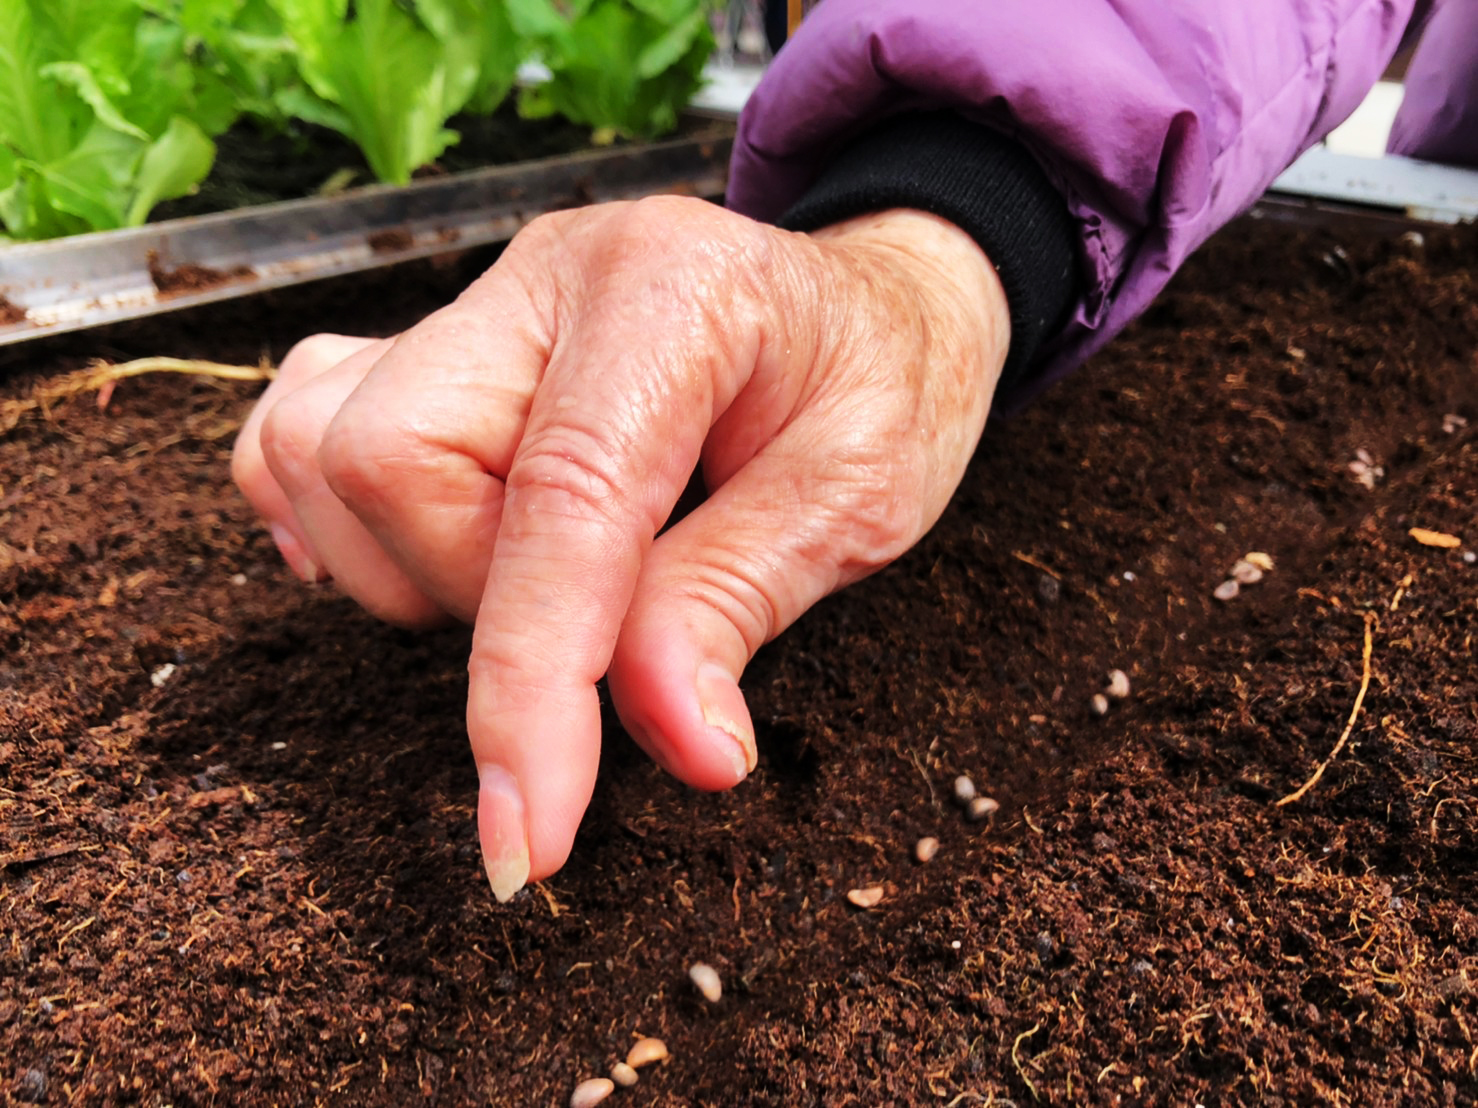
[1, 215, 1475, 1104]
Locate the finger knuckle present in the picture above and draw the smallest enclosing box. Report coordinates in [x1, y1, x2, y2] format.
[257, 394, 324, 482]
[316, 406, 419, 516]
[509, 424, 633, 532]
[674, 559, 785, 658]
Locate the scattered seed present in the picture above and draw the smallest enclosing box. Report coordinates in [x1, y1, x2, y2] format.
[150, 663, 177, 688]
[626, 1037, 669, 1069]
[1244, 552, 1275, 572]
[847, 886, 885, 909]
[569, 1077, 615, 1108]
[688, 962, 722, 1003]
[1230, 560, 1263, 585]
[1442, 413, 1468, 435]
[1213, 580, 1240, 602]
[952, 775, 976, 804]
[914, 836, 939, 863]
[1036, 573, 1061, 604]
[610, 1062, 638, 1088]
[967, 796, 1000, 822]
[270, 741, 287, 751]
[1286, 345, 1307, 361]
[1105, 669, 1131, 699]
[1464, 551, 1476, 565]
[1089, 693, 1110, 716]
[950, 940, 962, 950]
[230, 572, 248, 586]
[1348, 454, 1383, 489]
[1400, 230, 1425, 249]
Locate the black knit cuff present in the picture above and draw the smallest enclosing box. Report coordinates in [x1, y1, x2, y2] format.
[779, 112, 1081, 398]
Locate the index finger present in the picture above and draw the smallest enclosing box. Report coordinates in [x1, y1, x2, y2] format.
[466, 203, 763, 898]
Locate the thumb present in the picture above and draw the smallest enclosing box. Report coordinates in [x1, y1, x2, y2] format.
[606, 413, 931, 790]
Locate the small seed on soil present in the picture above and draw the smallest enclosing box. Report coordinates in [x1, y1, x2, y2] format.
[967, 796, 1000, 822]
[952, 774, 976, 804]
[1089, 693, 1110, 716]
[1105, 669, 1131, 699]
[847, 886, 885, 909]
[1213, 579, 1240, 602]
[689, 962, 722, 1002]
[570, 1077, 615, 1108]
[626, 1037, 669, 1069]
[230, 573, 247, 586]
[611, 1062, 639, 1087]
[914, 836, 939, 863]
[1244, 552, 1275, 571]
[1230, 560, 1263, 585]
[150, 663, 177, 688]
[1442, 412, 1468, 434]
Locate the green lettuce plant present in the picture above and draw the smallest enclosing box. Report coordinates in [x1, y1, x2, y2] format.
[265, 0, 522, 185]
[510, 0, 714, 140]
[0, 0, 236, 241]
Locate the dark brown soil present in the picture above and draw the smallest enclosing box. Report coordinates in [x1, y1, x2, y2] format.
[150, 104, 608, 223]
[2, 218, 1476, 1106]
[146, 253, 256, 297]
[367, 229, 417, 256]
[0, 296, 25, 326]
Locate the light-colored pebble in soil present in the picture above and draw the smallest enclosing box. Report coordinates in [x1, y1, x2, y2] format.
[847, 886, 885, 909]
[914, 836, 940, 863]
[1244, 551, 1275, 572]
[1213, 579, 1240, 602]
[967, 796, 1000, 822]
[952, 774, 976, 804]
[626, 1038, 669, 1069]
[1105, 668, 1131, 699]
[611, 1062, 639, 1088]
[1089, 692, 1110, 716]
[689, 962, 722, 1003]
[570, 1077, 615, 1108]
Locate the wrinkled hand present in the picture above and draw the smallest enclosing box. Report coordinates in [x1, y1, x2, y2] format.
[232, 197, 1009, 899]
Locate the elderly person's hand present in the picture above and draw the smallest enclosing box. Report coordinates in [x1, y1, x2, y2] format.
[232, 196, 1009, 899]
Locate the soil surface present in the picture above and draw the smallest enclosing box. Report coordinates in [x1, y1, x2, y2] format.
[2, 218, 1476, 1106]
[151, 105, 620, 222]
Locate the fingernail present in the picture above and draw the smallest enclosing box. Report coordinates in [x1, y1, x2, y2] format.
[697, 662, 757, 779]
[269, 522, 322, 583]
[478, 763, 530, 903]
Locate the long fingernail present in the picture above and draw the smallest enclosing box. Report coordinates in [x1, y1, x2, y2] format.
[478, 763, 530, 903]
[269, 522, 322, 583]
[697, 662, 757, 780]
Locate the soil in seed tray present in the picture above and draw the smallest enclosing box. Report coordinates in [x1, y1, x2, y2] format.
[146, 252, 257, 297]
[150, 105, 625, 222]
[2, 218, 1477, 1106]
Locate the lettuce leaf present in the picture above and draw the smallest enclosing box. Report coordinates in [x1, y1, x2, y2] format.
[511, 0, 712, 140]
[267, 0, 519, 185]
[0, 0, 231, 241]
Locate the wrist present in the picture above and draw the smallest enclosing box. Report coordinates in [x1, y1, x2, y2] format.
[810, 209, 1012, 418]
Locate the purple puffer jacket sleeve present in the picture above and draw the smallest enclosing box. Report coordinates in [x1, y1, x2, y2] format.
[728, 0, 1421, 401]
[1388, 1, 1478, 166]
